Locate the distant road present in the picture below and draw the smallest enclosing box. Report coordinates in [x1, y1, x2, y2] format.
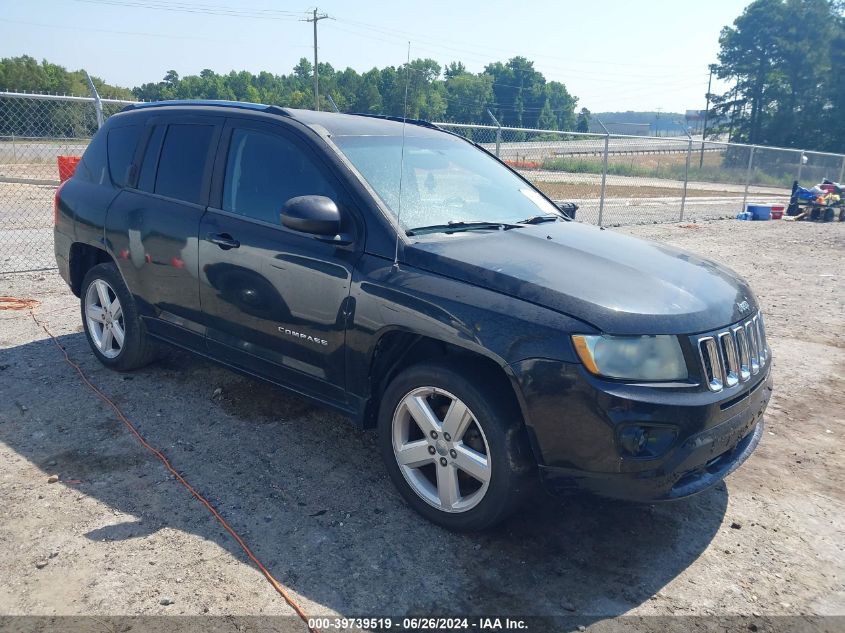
[482, 137, 703, 161]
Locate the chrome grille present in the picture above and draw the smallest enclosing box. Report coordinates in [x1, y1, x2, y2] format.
[718, 331, 739, 388]
[698, 311, 768, 392]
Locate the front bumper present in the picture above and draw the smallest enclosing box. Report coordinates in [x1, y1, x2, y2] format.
[510, 357, 773, 502]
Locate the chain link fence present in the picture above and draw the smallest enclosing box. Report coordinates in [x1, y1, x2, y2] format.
[437, 123, 845, 227]
[0, 92, 135, 273]
[2, 91, 845, 273]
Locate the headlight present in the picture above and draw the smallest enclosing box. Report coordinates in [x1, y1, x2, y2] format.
[571, 334, 688, 381]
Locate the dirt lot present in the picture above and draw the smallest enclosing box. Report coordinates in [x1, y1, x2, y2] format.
[0, 220, 843, 629]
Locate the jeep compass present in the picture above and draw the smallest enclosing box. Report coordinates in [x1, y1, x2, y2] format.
[54, 101, 772, 530]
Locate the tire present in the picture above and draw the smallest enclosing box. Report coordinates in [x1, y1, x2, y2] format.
[80, 262, 158, 371]
[378, 359, 535, 531]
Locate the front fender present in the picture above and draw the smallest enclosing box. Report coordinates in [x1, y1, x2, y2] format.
[346, 254, 594, 400]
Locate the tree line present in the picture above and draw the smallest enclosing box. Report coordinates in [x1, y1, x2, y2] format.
[1, 54, 579, 131]
[711, 0, 845, 152]
[0, 55, 135, 100]
[134, 56, 578, 130]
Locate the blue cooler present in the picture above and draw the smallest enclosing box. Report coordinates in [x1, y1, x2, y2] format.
[747, 204, 772, 221]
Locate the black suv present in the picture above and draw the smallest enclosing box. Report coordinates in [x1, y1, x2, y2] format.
[55, 101, 772, 530]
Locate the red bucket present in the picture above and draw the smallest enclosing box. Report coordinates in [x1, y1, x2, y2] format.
[771, 205, 784, 220]
[57, 155, 81, 182]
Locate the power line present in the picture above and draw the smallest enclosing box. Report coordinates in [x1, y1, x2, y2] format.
[0, 16, 247, 42]
[71, 0, 309, 20]
[332, 15, 697, 70]
[73, 1, 705, 79]
[325, 21, 707, 84]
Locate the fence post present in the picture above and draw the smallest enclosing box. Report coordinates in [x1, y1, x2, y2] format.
[85, 71, 104, 129]
[11, 133, 16, 163]
[797, 150, 805, 183]
[487, 109, 502, 157]
[741, 146, 757, 215]
[595, 117, 610, 227]
[680, 127, 693, 222]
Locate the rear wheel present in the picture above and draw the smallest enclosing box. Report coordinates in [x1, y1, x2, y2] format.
[80, 263, 158, 371]
[378, 361, 534, 531]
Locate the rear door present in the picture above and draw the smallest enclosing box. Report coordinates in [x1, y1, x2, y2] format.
[106, 114, 222, 345]
[198, 117, 362, 405]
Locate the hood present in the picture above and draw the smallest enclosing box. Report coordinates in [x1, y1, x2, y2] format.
[404, 222, 758, 335]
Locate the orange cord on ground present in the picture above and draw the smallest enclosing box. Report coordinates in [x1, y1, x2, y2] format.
[28, 309, 319, 633]
[1, 297, 40, 311]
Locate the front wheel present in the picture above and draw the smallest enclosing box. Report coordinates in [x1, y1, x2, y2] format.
[378, 360, 535, 531]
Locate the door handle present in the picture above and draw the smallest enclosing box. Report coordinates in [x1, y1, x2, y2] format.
[207, 233, 240, 250]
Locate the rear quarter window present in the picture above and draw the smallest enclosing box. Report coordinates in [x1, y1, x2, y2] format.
[74, 128, 109, 185]
[153, 123, 215, 204]
[107, 124, 143, 187]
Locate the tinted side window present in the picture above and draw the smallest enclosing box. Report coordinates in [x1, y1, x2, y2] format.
[137, 125, 165, 193]
[75, 128, 109, 185]
[222, 128, 337, 224]
[107, 124, 143, 187]
[154, 124, 215, 204]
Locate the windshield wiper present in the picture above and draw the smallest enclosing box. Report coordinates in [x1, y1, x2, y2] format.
[517, 214, 561, 225]
[405, 221, 522, 236]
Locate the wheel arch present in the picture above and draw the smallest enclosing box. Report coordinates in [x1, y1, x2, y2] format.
[361, 327, 530, 432]
[68, 243, 117, 297]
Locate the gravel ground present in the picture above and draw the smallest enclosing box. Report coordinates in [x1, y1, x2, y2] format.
[0, 220, 843, 628]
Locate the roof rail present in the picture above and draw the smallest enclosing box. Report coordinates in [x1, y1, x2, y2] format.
[120, 99, 290, 117]
[350, 112, 441, 130]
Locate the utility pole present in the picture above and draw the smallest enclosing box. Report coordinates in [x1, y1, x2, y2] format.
[303, 8, 330, 111]
[699, 65, 713, 168]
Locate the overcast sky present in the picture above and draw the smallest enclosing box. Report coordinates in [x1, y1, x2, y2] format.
[1, 0, 751, 113]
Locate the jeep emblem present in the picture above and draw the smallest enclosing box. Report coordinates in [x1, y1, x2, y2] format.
[737, 300, 751, 313]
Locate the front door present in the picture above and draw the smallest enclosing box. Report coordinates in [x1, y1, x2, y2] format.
[198, 119, 361, 406]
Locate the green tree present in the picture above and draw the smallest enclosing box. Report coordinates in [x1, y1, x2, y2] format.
[537, 99, 557, 130]
[3, 53, 578, 130]
[712, 0, 842, 149]
[293, 58, 312, 84]
[354, 68, 383, 113]
[576, 107, 591, 133]
[444, 61, 467, 79]
[545, 81, 577, 130]
[163, 69, 179, 86]
[825, 12, 845, 149]
[445, 73, 493, 123]
[0, 55, 132, 98]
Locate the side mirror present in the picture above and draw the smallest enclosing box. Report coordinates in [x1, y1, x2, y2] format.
[556, 201, 578, 220]
[281, 195, 341, 236]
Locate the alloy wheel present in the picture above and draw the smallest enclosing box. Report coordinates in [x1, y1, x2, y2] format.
[85, 279, 125, 359]
[392, 386, 492, 513]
